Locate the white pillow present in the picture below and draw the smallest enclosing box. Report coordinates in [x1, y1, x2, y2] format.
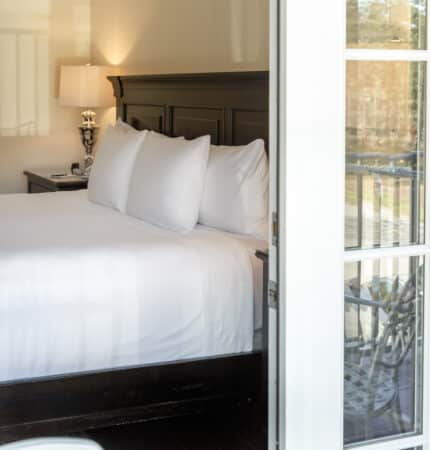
[127, 133, 210, 232]
[88, 124, 147, 213]
[199, 139, 268, 239]
[115, 118, 183, 140]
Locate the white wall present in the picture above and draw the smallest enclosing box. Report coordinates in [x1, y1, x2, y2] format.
[0, 0, 91, 194]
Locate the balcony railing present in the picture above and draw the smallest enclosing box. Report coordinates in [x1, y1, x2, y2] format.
[345, 150, 424, 249]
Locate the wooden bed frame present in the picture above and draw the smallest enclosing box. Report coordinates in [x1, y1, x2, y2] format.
[0, 71, 269, 443]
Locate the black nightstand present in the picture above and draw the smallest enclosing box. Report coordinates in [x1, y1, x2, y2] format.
[24, 169, 88, 194]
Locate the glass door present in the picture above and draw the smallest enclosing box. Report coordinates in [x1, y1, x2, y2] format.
[344, 1, 428, 448]
[277, 0, 430, 449]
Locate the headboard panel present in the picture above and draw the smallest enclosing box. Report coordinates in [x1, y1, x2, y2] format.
[108, 71, 269, 148]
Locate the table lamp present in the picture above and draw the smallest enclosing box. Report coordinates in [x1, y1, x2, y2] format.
[59, 64, 115, 177]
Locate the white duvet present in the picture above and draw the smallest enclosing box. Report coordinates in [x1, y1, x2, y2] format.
[0, 190, 264, 383]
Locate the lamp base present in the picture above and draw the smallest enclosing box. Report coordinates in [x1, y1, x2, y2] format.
[81, 109, 97, 128]
[79, 126, 99, 178]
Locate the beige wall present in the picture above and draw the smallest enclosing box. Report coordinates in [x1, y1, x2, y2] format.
[91, 0, 269, 75]
[0, 0, 269, 193]
[91, 0, 269, 144]
[0, 0, 91, 194]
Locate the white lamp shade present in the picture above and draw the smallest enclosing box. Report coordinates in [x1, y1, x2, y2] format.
[59, 65, 115, 108]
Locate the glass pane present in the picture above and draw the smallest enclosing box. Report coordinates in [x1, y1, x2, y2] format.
[346, 61, 426, 250]
[347, 0, 427, 49]
[344, 256, 424, 445]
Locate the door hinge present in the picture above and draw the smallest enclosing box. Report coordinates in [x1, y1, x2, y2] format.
[272, 211, 279, 247]
[268, 280, 278, 309]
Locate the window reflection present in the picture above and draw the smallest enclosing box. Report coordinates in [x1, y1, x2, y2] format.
[344, 257, 424, 445]
[0, 0, 91, 137]
[347, 0, 427, 49]
[0, 0, 50, 136]
[230, 0, 265, 64]
[345, 61, 426, 249]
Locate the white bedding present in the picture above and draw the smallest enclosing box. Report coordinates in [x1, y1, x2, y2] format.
[0, 190, 265, 383]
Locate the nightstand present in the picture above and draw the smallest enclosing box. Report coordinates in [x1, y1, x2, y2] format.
[24, 169, 88, 194]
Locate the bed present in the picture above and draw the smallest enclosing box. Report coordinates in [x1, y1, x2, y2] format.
[0, 71, 269, 441]
[0, 189, 265, 382]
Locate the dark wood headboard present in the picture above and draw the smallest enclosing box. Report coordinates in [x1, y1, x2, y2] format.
[108, 71, 269, 148]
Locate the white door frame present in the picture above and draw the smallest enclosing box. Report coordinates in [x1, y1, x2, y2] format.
[268, 0, 280, 449]
[276, 0, 430, 448]
[277, 0, 346, 448]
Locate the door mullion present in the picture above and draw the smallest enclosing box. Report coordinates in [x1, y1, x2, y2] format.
[345, 434, 424, 450]
[344, 245, 430, 262]
[345, 49, 428, 61]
